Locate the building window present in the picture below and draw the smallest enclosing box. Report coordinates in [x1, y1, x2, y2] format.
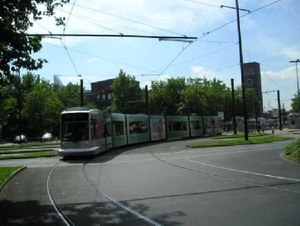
[107, 93, 112, 100]
[102, 94, 105, 101]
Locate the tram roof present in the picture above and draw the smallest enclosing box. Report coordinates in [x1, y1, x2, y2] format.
[62, 107, 101, 114]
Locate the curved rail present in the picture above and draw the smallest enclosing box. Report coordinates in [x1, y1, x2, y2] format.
[46, 163, 75, 226]
[150, 143, 300, 194]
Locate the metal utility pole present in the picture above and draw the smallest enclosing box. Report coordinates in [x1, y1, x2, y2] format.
[231, 79, 237, 134]
[289, 59, 300, 112]
[277, 90, 282, 130]
[145, 85, 149, 115]
[235, 0, 248, 140]
[80, 79, 84, 107]
[221, 0, 249, 140]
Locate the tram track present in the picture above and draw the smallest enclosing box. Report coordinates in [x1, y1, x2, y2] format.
[150, 142, 300, 195]
[46, 158, 162, 226]
[45, 140, 300, 225]
[47, 162, 75, 226]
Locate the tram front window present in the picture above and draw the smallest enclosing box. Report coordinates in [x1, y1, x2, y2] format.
[62, 113, 89, 141]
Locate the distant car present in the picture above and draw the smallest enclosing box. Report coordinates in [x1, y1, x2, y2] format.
[41, 133, 53, 142]
[14, 135, 28, 144]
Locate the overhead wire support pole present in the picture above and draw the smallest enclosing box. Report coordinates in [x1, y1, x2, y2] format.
[222, 1, 249, 140]
[289, 59, 300, 112]
[235, 0, 249, 141]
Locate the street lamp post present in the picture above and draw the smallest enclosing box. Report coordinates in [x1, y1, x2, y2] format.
[289, 59, 300, 112]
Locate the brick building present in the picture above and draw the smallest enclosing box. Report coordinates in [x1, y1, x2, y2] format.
[88, 78, 115, 110]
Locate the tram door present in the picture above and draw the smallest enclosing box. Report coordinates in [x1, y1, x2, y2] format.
[104, 114, 113, 150]
[103, 114, 113, 150]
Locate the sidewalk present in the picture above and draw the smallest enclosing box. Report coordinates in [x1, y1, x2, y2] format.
[223, 128, 300, 138]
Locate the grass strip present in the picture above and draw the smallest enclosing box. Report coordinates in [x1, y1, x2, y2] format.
[0, 149, 56, 155]
[0, 151, 57, 160]
[212, 133, 268, 139]
[0, 142, 59, 150]
[0, 166, 22, 187]
[283, 139, 300, 163]
[189, 135, 293, 148]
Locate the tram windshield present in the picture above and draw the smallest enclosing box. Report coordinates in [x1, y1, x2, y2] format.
[61, 113, 89, 141]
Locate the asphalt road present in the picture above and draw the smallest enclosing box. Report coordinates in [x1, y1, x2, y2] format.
[0, 132, 300, 226]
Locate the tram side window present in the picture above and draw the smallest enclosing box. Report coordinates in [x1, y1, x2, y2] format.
[104, 123, 111, 137]
[129, 121, 148, 134]
[192, 121, 201, 130]
[90, 117, 101, 139]
[169, 121, 187, 131]
[206, 119, 213, 128]
[114, 121, 124, 135]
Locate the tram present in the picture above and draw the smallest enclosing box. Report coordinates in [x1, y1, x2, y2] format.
[58, 107, 223, 156]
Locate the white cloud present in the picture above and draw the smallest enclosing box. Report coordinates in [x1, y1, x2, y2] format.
[158, 74, 172, 82]
[262, 66, 298, 80]
[28, 0, 236, 46]
[191, 66, 216, 78]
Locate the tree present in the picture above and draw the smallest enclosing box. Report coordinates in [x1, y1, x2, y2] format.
[234, 86, 256, 118]
[57, 83, 82, 108]
[149, 77, 186, 115]
[107, 70, 144, 114]
[1, 73, 41, 137]
[178, 78, 231, 116]
[291, 93, 300, 112]
[23, 81, 64, 137]
[179, 78, 207, 115]
[0, 0, 69, 86]
[56, 82, 96, 110]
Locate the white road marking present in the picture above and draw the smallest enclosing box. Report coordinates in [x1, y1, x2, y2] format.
[185, 158, 300, 182]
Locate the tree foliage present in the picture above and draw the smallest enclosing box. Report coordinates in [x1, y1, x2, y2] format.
[0, 0, 69, 86]
[1, 72, 94, 138]
[23, 81, 64, 136]
[149, 77, 186, 115]
[291, 93, 300, 112]
[146, 76, 257, 119]
[106, 70, 144, 113]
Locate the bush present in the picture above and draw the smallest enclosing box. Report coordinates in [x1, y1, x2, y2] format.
[284, 139, 300, 162]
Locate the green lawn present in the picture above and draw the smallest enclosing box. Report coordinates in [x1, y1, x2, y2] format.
[212, 133, 268, 139]
[0, 166, 22, 188]
[0, 142, 59, 160]
[284, 139, 300, 163]
[0, 150, 57, 160]
[188, 135, 293, 148]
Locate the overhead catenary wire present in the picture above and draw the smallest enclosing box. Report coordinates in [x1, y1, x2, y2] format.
[60, 39, 80, 76]
[35, 0, 284, 85]
[42, 41, 158, 73]
[182, 0, 220, 8]
[57, 8, 123, 35]
[63, 0, 77, 34]
[27, 33, 197, 41]
[158, 42, 193, 76]
[72, 2, 185, 36]
[173, 42, 238, 67]
[154, 0, 283, 76]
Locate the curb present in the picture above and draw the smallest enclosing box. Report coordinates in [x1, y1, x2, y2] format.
[0, 166, 27, 193]
[280, 153, 300, 165]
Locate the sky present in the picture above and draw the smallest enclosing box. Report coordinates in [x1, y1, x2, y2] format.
[26, 0, 300, 112]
